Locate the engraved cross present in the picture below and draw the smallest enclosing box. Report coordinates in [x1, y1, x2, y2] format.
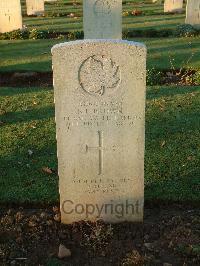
[86, 131, 104, 175]
[5, 10, 11, 22]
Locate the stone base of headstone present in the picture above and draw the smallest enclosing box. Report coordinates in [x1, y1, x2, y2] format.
[52, 40, 146, 224]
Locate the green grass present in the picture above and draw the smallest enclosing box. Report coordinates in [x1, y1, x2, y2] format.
[0, 0, 199, 205]
[0, 85, 199, 204]
[0, 37, 200, 72]
[19, 0, 186, 32]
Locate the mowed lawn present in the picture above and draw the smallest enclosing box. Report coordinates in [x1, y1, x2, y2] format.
[0, 37, 200, 72]
[0, 0, 199, 206]
[0, 85, 199, 204]
[20, 0, 186, 31]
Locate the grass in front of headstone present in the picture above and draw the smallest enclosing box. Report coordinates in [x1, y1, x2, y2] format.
[0, 37, 200, 72]
[0, 87, 58, 204]
[0, 85, 199, 205]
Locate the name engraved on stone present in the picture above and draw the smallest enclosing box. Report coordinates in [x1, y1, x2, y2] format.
[78, 55, 121, 96]
[63, 103, 142, 131]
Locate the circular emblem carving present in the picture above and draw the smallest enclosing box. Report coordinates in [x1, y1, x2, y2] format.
[78, 55, 121, 96]
[93, 0, 111, 15]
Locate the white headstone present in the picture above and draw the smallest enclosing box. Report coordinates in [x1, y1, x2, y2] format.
[26, 0, 45, 16]
[0, 0, 22, 33]
[52, 40, 146, 224]
[83, 0, 122, 39]
[164, 0, 183, 13]
[185, 0, 200, 28]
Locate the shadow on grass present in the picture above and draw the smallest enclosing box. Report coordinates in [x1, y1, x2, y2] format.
[0, 141, 59, 204]
[147, 86, 200, 100]
[0, 60, 52, 72]
[0, 86, 199, 205]
[0, 86, 53, 97]
[2, 106, 54, 125]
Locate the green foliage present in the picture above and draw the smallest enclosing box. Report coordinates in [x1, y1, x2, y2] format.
[0, 27, 199, 41]
[185, 70, 200, 85]
[29, 29, 49, 40]
[0, 30, 29, 40]
[123, 28, 173, 38]
[0, 29, 83, 40]
[193, 70, 200, 85]
[174, 24, 197, 37]
[74, 30, 84, 39]
[147, 68, 163, 86]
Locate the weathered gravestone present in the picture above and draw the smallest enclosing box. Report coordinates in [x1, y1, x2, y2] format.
[26, 0, 44, 16]
[164, 0, 183, 13]
[83, 0, 122, 39]
[185, 0, 200, 28]
[52, 40, 146, 223]
[0, 0, 22, 33]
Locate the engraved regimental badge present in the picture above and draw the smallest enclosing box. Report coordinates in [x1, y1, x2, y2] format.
[78, 55, 121, 97]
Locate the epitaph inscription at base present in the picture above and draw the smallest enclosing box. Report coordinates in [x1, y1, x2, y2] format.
[52, 40, 146, 224]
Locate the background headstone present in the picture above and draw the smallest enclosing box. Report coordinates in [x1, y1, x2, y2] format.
[0, 0, 22, 33]
[26, 0, 45, 16]
[52, 40, 146, 224]
[185, 0, 200, 28]
[83, 0, 122, 39]
[164, 0, 183, 13]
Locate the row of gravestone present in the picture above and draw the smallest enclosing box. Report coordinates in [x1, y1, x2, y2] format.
[0, 0, 56, 33]
[0, 1, 198, 224]
[0, 0, 200, 34]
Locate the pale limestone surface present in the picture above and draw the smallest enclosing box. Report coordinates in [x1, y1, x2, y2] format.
[164, 0, 183, 13]
[0, 0, 22, 33]
[185, 0, 200, 28]
[83, 0, 122, 39]
[52, 40, 146, 224]
[26, 0, 44, 16]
